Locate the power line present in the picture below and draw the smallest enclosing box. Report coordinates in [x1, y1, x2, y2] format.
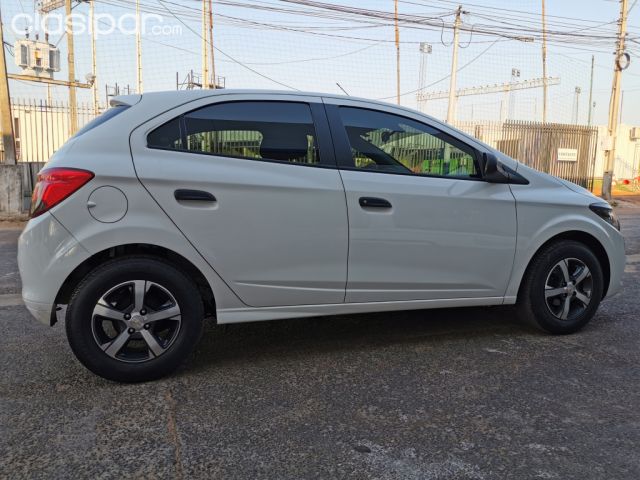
[377, 38, 500, 100]
[156, 0, 301, 90]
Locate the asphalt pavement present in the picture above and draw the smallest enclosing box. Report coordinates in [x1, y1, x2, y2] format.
[1, 202, 639, 480]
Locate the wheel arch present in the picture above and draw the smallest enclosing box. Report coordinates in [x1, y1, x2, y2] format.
[54, 243, 216, 322]
[517, 230, 611, 300]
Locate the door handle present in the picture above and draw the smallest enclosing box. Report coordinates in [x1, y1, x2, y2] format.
[359, 197, 392, 209]
[174, 189, 217, 202]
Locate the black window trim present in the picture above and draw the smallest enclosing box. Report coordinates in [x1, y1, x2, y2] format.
[324, 103, 485, 182]
[146, 100, 338, 170]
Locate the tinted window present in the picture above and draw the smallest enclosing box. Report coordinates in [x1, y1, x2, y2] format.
[148, 101, 320, 165]
[74, 105, 130, 138]
[338, 107, 479, 178]
[147, 118, 183, 150]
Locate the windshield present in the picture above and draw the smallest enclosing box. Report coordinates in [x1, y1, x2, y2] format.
[74, 105, 130, 138]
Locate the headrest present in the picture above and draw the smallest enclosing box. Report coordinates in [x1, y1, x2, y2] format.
[260, 127, 309, 162]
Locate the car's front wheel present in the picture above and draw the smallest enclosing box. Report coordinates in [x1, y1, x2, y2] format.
[66, 256, 204, 382]
[517, 240, 604, 334]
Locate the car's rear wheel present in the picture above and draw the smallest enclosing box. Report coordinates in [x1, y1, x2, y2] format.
[517, 240, 604, 334]
[66, 256, 204, 382]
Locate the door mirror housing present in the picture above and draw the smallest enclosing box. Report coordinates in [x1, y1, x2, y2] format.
[481, 152, 529, 185]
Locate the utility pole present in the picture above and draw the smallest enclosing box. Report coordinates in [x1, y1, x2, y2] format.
[602, 0, 629, 201]
[136, 0, 143, 93]
[0, 7, 17, 164]
[446, 5, 463, 124]
[208, 0, 216, 88]
[587, 55, 595, 125]
[394, 0, 400, 105]
[541, 0, 548, 123]
[202, 0, 210, 89]
[91, 0, 99, 114]
[66, 0, 78, 135]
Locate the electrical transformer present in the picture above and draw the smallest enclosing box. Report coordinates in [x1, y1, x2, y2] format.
[14, 37, 61, 79]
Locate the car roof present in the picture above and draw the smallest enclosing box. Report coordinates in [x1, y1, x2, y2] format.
[111, 89, 401, 112]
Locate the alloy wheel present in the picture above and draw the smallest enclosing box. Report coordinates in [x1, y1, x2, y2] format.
[91, 280, 182, 363]
[544, 258, 593, 321]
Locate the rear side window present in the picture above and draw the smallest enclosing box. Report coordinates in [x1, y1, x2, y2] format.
[148, 101, 320, 165]
[74, 105, 130, 138]
[147, 118, 183, 150]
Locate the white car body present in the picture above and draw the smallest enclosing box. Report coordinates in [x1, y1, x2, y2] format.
[18, 90, 625, 327]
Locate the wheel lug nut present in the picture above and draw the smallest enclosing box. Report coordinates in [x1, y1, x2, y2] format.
[140, 309, 147, 315]
[144, 324, 150, 330]
[128, 328, 135, 334]
[124, 314, 131, 320]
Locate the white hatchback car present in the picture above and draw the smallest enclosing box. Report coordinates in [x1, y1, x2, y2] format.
[18, 90, 625, 382]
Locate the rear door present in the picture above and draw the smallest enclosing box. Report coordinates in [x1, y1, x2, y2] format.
[324, 99, 517, 303]
[130, 94, 348, 307]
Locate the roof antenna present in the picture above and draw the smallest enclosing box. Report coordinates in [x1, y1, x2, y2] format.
[336, 82, 350, 96]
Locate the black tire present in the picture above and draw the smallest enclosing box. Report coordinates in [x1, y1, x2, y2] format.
[517, 240, 604, 334]
[66, 256, 204, 382]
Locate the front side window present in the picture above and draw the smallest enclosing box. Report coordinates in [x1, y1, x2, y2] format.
[148, 101, 320, 165]
[338, 107, 479, 179]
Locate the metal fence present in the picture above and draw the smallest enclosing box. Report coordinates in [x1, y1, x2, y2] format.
[1, 98, 95, 163]
[455, 120, 599, 189]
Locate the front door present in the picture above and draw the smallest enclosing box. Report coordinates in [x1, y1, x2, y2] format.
[131, 96, 348, 308]
[325, 100, 517, 303]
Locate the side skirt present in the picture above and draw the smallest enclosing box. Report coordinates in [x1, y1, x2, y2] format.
[218, 296, 513, 324]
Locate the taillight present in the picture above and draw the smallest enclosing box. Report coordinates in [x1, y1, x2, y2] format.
[30, 168, 94, 218]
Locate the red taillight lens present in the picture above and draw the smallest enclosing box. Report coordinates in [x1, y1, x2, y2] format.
[30, 168, 94, 218]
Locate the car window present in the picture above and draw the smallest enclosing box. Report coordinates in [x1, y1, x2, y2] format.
[338, 107, 479, 179]
[147, 118, 183, 150]
[74, 104, 129, 138]
[148, 101, 320, 165]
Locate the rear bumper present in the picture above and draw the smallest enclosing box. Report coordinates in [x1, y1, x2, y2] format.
[18, 213, 90, 326]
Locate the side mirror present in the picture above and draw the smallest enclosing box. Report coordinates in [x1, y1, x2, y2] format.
[482, 153, 509, 183]
[481, 152, 528, 184]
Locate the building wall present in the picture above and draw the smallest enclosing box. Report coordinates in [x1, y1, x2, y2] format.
[0, 165, 24, 216]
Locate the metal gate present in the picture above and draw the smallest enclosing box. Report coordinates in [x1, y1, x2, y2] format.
[456, 120, 599, 189]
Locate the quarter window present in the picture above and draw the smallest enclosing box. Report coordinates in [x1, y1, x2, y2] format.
[148, 101, 320, 165]
[338, 107, 479, 178]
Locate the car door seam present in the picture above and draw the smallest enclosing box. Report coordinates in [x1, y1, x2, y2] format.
[321, 98, 350, 303]
[126, 127, 249, 308]
[503, 184, 520, 303]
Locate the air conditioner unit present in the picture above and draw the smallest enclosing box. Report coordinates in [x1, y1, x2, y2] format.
[630, 127, 640, 141]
